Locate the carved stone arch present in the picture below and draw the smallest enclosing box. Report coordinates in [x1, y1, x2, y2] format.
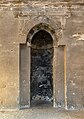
[20, 15, 62, 46]
[27, 23, 58, 47]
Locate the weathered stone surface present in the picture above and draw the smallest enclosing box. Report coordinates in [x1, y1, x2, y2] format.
[0, 11, 19, 44]
[0, 0, 84, 110]
[67, 44, 84, 109]
[0, 44, 19, 109]
[0, 0, 84, 3]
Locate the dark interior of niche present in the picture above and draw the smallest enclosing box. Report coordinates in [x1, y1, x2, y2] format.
[30, 30, 53, 106]
[31, 30, 53, 49]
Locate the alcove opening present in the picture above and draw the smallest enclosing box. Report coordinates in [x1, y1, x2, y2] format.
[30, 30, 54, 106]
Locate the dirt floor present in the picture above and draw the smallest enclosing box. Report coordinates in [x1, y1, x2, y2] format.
[0, 104, 84, 119]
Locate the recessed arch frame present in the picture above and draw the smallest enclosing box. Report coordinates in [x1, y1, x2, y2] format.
[26, 23, 58, 47]
[26, 22, 60, 107]
[19, 16, 64, 109]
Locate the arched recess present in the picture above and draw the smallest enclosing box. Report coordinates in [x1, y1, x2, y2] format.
[19, 22, 65, 108]
[30, 29, 54, 106]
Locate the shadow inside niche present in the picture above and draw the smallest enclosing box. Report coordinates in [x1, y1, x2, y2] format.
[31, 49, 53, 107]
[30, 30, 53, 107]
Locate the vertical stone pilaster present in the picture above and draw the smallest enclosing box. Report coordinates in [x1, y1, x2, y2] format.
[64, 46, 67, 109]
[20, 44, 31, 109]
[53, 46, 65, 108]
[53, 46, 57, 108]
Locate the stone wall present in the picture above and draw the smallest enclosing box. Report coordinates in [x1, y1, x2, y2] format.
[0, 0, 84, 110]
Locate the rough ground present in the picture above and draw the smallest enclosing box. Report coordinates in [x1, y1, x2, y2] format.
[0, 104, 84, 119]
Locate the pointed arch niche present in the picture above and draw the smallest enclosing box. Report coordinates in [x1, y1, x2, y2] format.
[19, 23, 65, 109]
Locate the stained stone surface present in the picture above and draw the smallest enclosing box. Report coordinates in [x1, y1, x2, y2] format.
[31, 48, 53, 105]
[0, 0, 84, 110]
[0, 108, 84, 119]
